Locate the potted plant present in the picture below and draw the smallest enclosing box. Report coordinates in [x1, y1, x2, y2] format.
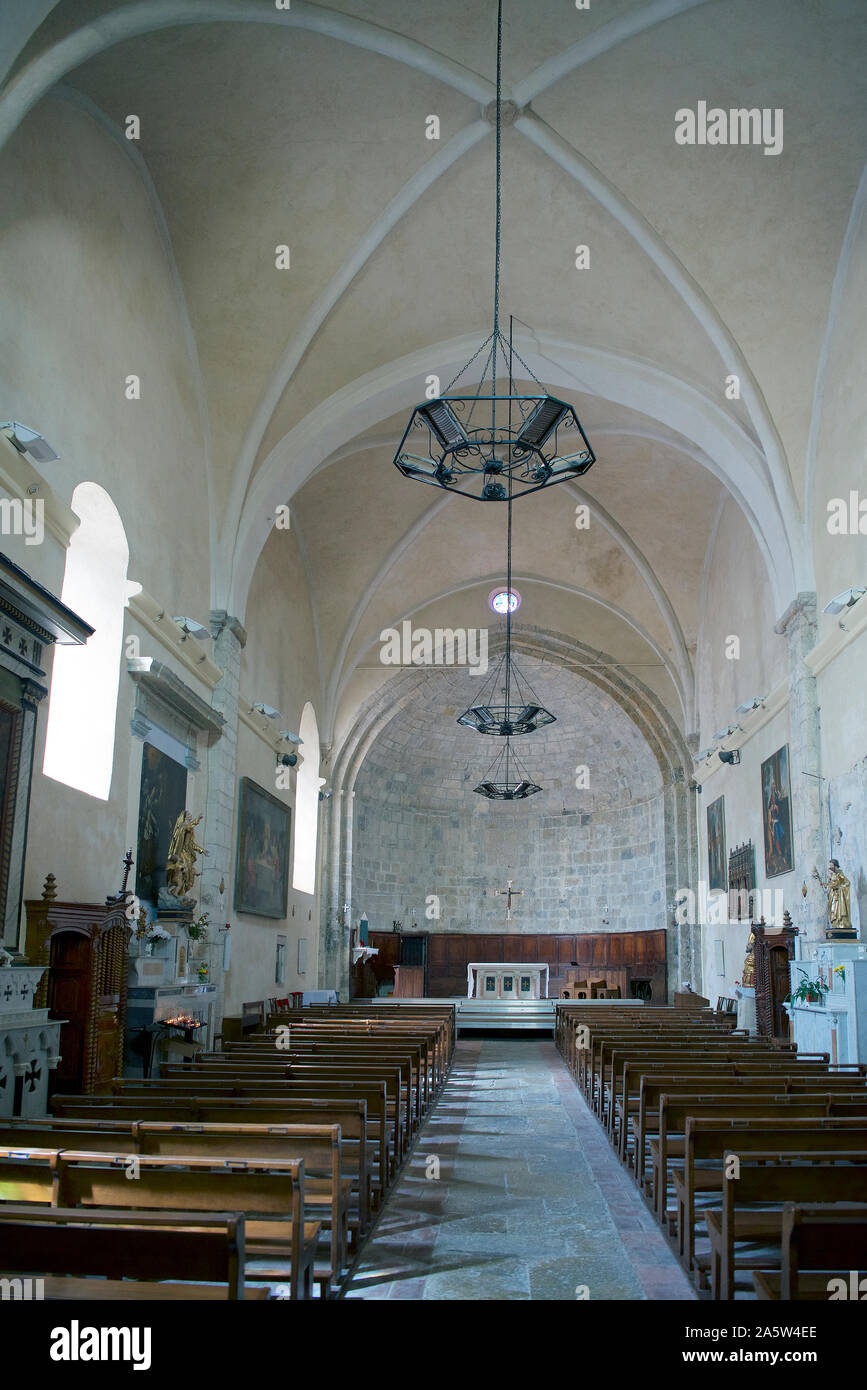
[787, 968, 829, 1006]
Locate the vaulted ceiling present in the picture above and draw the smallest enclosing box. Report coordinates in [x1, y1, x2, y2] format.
[6, 0, 866, 752]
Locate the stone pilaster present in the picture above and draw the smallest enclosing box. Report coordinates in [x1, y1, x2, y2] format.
[198, 611, 246, 1035]
[774, 593, 825, 944]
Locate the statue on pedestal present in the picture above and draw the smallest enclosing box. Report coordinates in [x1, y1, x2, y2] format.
[813, 860, 855, 939]
[158, 811, 208, 913]
[741, 927, 756, 987]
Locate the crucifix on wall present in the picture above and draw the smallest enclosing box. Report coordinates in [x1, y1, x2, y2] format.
[496, 878, 523, 921]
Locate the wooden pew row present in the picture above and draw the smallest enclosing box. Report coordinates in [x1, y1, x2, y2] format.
[668, 1118, 867, 1281]
[555, 1003, 867, 1298]
[710, 1152, 867, 1300]
[113, 1067, 410, 1171]
[54, 1089, 387, 1213]
[653, 1099, 867, 1229]
[752, 1205, 867, 1300]
[0, 1206, 270, 1300]
[0, 1147, 320, 1300]
[173, 1045, 426, 1130]
[0, 1119, 350, 1297]
[233, 1032, 440, 1104]
[600, 1047, 831, 1137]
[633, 1073, 867, 1187]
[615, 1058, 862, 1162]
[265, 1006, 456, 1074]
[253, 1020, 448, 1098]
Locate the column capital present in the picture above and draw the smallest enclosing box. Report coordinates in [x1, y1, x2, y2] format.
[209, 610, 247, 648]
[774, 591, 817, 638]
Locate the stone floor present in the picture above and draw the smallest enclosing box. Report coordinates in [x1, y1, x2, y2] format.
[343, 1036, 696, 1300]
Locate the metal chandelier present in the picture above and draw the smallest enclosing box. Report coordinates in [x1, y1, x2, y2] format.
[392, 0, 596, 502]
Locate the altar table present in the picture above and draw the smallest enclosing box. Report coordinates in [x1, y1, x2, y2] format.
[467, 962, 549, 1000]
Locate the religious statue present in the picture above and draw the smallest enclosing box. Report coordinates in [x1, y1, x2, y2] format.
[163, 811, 208, 905]
[741, 927, 756, 987]
[813, 859, 854, 938]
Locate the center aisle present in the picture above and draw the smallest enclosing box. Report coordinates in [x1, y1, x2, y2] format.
[344, 1036, 696, 1300]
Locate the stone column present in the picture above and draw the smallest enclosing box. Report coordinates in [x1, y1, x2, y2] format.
[774, 594, 825, 944]
[336, 788, 355, 1000]
[319, 784, 343, 992]
[199, 611, 246, 1037]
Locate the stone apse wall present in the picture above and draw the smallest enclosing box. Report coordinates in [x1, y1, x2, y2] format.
[350, 657, 669, 940]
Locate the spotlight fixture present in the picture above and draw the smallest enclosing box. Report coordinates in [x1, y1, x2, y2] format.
[735, 695, 767, 715]
[251, 703, 280, 720]
[713, 724, 741, 742]
[1, 421, 60, 463]
[696, 748, 718, 762]
[719, 749, 741, 766]
[277, 752, 298, 768]
[392, 1, 595, 501]
[172, 616, 210, 641]
[318, 789, 332, 801]
[823, 587, 866, 615]
[279, 730, 302, 746]
[473, 737, 542, 800]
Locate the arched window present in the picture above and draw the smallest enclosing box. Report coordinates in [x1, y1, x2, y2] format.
[292, 701, 322, 895]
[43, 482, 137, 800]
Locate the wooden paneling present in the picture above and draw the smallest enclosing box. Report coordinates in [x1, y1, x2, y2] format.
[369, 930, 667, 1001]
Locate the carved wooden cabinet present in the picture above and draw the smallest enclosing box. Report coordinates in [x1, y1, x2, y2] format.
[25, 894, 131, 1093]
[754, 919, 798, 1042]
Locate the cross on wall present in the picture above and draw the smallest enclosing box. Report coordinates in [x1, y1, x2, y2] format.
[495, 878, 524, 921]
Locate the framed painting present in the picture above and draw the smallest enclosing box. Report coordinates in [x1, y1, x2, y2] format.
[761, 745, 794, 878]
[234, 777, 291, 919]
[135, 742, 187, 905]
[706, 794, 727, 892]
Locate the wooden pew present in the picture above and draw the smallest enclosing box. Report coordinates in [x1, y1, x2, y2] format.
[0, 1118, 348, 1297]
[651, 1094, 867, 1224]
[631, 1073, 867, 1185]
[0, 1205, 268, 1299]
[123, 1063, 411, 1163]
[670, 1118, 867, 1279]
[53, 1088, 388, 1207]
[0, 1147, 321, 1300]
[752, 1204, 867, 1299]
[710, 1152, 867, 1300]
[103, 1072, 405, 1177]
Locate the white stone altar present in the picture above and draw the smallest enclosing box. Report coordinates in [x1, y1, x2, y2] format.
[467, 962, 549, 1000]
[0, 963, 62, 1119]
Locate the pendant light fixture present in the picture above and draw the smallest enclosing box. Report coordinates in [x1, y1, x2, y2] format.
[393, 0, 596, 501]
[474, 736, 542, 800]
[456, 472, 555, 735]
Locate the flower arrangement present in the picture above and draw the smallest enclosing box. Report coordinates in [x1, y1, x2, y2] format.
[187, 912, 209, 941]
[834, 963, 846, 986]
